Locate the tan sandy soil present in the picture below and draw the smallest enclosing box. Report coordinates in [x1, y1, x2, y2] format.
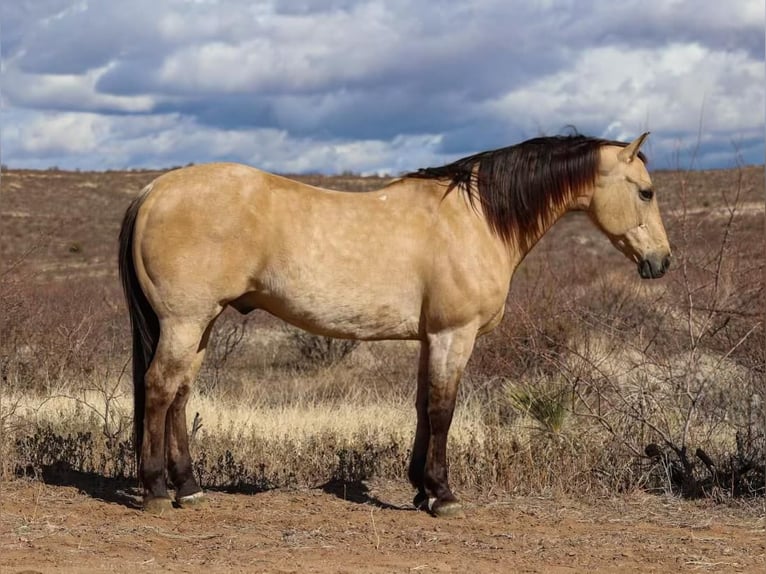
[2, 479, 764, 573]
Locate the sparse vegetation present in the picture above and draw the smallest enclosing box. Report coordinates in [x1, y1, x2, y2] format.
[0, 166, 762, 502]
[287, 326, 361, 367]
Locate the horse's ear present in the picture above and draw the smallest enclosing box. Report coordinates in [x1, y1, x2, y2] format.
[618, 132, 650, 163]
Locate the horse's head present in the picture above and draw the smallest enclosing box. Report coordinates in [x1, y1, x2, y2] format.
[585, 133, 671, 279]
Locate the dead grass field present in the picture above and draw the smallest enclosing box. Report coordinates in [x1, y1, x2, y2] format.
[0, 164, 763, 572]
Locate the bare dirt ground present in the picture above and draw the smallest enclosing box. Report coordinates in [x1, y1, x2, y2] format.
[2, 479, 764, 573]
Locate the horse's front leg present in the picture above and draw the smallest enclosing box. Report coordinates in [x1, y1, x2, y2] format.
[410, 327, 477, 517]
[408, 342, 430, 509]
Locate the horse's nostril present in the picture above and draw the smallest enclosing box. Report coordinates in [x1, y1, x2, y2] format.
[662, 256, 671, 272]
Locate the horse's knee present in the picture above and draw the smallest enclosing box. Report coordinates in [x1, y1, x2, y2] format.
[145, 383, 175, 405]
[145, 351, 196, 405]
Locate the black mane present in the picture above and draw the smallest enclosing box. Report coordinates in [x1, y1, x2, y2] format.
[406, 135, 646, 247]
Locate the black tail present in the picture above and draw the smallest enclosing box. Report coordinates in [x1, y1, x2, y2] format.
[118, 186, 159, 467]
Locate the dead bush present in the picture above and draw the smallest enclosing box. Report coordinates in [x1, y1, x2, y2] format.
[287, 327, 360, 368]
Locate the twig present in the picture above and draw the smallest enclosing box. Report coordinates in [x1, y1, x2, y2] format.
[370, 508, 380, 551]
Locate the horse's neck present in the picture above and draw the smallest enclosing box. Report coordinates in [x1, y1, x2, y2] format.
[510, 190, 581, 263]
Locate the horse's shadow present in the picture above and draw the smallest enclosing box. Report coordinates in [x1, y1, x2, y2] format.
[28, 463, 413, 512]
[32, 463, 142, 509]
[318, 479, 414, 511]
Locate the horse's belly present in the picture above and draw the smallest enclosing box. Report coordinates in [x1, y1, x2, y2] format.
[238, 277, 422, 340]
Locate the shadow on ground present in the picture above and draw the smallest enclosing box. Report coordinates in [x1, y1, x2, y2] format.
[17, 464, 417, 513]
[17, 463, 143, 509]
[319, 479, 414, 511]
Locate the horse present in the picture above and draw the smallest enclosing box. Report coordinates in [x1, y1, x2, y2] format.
[119, 132, 671, 516]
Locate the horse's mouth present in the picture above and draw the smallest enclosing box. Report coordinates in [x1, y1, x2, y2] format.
[638, 256, 670, 279]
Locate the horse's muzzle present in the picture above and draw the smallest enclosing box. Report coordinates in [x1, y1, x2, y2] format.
[638, 255, 671, 279]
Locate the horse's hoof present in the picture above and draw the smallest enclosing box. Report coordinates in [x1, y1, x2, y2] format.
[430, 499, 464, 518]
[413, 492, 429, 510]
[143, 496, 174, 515]
[177, 491, 207, 509]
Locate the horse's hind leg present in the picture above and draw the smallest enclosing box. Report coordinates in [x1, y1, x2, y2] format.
[165, 331, 211, 507]
[141, 316, 212, 513]
[165, 319, 218, 507]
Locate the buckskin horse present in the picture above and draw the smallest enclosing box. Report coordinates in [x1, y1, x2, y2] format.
[119, 133, 670, 515]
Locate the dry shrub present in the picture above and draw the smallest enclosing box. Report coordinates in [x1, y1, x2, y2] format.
[0, 257, 133, 479]
[15, 424, 135, 481]
[0, 276, 128, 395]
[190, 430, 408, 492]
[287, 327, 360, 367]
[198, 310, 252, 397]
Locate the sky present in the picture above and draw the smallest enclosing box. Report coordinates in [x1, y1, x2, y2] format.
[1, 0, 764, 174]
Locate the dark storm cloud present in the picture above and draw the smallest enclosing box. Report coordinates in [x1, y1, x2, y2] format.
[153, 87, 478, 141]
[5, 2, 162, 75]
[0, 0, 73, 58]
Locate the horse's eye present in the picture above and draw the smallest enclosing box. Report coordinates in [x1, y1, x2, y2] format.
[639, 188, 654, 202]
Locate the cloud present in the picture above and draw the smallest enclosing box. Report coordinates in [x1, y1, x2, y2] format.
[3, 108, 449, 174]
[3, 65, 156, 113]
[485, 43, 762, 135]
[1, 0, 763, 172]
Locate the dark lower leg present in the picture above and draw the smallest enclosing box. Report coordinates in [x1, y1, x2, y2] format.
[408, 345, 430, 507]
[165, 385, 201, 499]
[409, 421, 429, 507]
[424, 400, 459, 508]
[141, 397, 172, 504]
